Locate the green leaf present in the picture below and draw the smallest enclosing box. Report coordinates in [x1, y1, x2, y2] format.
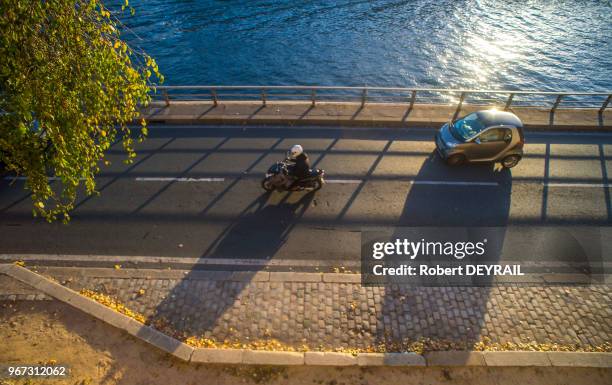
[0, 0, 162, 222]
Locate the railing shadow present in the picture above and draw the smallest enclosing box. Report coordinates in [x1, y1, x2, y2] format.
[1, 126, 611, 355]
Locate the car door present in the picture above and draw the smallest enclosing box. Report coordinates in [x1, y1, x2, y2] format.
[468, 127, 511, 160]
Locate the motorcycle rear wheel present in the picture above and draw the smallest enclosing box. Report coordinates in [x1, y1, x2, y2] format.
[261, 178, 275, 192]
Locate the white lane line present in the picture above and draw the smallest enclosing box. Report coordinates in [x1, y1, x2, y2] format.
[527, 131, 612, 137]
[325, 179, 498, 186]
[4, 177, 31, 181]
[0, 254, 361, 267]
[545, 183, 610, 188]
[14, 176, 607, 188]
[326, 179, 363, 184]
[3, 254, 612, 269]
[412, 180, 498, 186]
[3, 176, 86, 181]
[135, 177, 225, 182]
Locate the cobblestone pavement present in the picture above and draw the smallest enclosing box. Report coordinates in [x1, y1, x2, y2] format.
[2, 271, 611, 350]
[0, 275, 51, 301]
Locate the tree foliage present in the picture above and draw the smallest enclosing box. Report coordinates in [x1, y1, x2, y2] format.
[0, 0, 162, 221]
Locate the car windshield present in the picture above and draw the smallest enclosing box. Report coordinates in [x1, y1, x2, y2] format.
[451, 113, 486, 141]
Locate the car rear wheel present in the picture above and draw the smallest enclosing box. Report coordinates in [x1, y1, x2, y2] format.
[445, 154, 466, 166]
[501, 155, 521, 168]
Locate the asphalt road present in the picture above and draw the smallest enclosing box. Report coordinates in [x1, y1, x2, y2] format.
[1, 125, 611, 269]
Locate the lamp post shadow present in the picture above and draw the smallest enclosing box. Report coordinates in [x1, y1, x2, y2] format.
[374, 152, 513, 361]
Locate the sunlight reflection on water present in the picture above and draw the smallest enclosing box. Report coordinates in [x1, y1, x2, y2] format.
[115, 0, 611, 91]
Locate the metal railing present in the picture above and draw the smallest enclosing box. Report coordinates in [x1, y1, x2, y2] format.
[151, 85, 612, 113]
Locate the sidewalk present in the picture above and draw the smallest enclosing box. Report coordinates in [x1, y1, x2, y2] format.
[2, 300, 610, 385]
[3, 266, 610, 353]
[141, 101, 611, 130]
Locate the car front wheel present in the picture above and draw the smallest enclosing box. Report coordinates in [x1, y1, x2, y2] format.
[501, 155, 521, 168]
[445, 154, 466, 166]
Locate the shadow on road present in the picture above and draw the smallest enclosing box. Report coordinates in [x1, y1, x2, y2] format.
[375, 152, 512, 361]
[1, 126, 611, 353]
[147, 190, 317, 339]
[398, 152, 512, 226]
[205, 191, 316, 259]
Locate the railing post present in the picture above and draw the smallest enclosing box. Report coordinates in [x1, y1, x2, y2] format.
[504, 93, 514, 111]
[211, 88, 218, 106]
[551, 94, 564, 113]
[409, 90, 417, 110]
[150, 87, 612, 112]
[457, 92, 467, 111]
[600, 94, 612, 114]
[163, 90, 170, 107]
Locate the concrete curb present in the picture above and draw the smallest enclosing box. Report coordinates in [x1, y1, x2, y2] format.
[27, 266, 362, 283]
[140, 101, 612, 131]
[0, 264, 194, 361]
[483, 351, 551, 366]
[357, 352, 426, 366]
[10, 266, 607, 286]
[2, 264, 611, 367]
[304, 352, 357, 366]
[424, 351, 486, 366]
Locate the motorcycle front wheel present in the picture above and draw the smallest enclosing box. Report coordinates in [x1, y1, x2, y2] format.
[311, 178, 323, 191]
[261, 178, 275, 192]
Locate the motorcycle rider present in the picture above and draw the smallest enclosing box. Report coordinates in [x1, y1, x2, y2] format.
[286, 144, 311, 188]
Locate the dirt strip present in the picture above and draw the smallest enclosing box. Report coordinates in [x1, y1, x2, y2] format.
[1, 300, 611, 385]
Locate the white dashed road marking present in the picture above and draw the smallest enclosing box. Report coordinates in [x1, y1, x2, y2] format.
[411, 180, 498, 186]
[135, 177, 225, 182]
[545, 183, 611, 188]
[325, 179, 363, 184]
[325, 179, 499, 186]
[4, 176, 610, 188]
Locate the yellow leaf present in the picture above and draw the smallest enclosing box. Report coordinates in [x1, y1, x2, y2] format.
[14, 260, 25, 267]
[36, 201, 45, 209]
[114, 264, 121, 270]
[113, 41, 120, 49]
[138, 289, 145, 296]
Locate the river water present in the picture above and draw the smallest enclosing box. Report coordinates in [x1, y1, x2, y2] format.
[116, 0, 611, 91]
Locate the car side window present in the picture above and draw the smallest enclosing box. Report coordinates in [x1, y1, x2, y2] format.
[478, 128, 505, 143]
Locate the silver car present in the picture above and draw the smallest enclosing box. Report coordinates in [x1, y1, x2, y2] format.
[435, 110, 524, 168]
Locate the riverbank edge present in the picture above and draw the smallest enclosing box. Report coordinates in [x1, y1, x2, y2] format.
[2, 264, 611, 368]
[140, 101, 611, 130]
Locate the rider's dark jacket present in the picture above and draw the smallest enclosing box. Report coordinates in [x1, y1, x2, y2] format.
[290, 153, 311, 179]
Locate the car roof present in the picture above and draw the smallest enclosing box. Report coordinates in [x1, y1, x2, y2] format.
[476, 110, 523, 128]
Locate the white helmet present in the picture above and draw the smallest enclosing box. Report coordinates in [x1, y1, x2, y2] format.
[287, 144, 303, 159]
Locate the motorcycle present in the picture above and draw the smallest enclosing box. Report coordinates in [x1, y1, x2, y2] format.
[261, 159, 325, 192]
